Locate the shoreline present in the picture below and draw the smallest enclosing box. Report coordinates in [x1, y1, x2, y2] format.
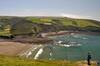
[18, 44, 43, 58]
[41, 31, 100, 37]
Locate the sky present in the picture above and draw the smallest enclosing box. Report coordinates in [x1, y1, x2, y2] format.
[0, 0, 100, 21]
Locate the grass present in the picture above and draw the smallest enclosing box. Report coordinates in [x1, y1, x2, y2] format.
[27, 17, 100, 27]
[0, 55, 97, 66]
[75, 19, 100, 27]
[0, 30, 11, 36]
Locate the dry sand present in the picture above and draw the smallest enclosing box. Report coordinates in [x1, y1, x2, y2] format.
[0, 41, 33, 56]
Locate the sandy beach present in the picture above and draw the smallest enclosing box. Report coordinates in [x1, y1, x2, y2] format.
[0, 41, 33, 56]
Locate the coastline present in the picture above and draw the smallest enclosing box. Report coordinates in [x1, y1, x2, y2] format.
[41, 31, 100, 37]
[0, 31, 100, 62]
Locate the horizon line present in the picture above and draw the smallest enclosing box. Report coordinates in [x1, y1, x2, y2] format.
[0, 15, 99, 21]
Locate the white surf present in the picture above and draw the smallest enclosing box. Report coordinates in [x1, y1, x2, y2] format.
[34, 48, 43, 59]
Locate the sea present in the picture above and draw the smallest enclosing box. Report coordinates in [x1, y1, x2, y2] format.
[28, 33, 100, 61]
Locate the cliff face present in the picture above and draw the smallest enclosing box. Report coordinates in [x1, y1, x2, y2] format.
[0, 16, 100, 37]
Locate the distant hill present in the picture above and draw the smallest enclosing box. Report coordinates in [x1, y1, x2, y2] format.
[0, 16, 100, 37]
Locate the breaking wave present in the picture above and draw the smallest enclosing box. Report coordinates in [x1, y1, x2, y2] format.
[34, 48, 44, 59]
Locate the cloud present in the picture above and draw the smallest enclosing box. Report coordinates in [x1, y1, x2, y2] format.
[60, 13, 100, 21]
[60, 13, 86, 19]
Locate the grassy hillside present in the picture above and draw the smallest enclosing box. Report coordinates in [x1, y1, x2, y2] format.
[0, 16, 100, 37]
[25, 17, 100, 32]
[26, 17, 100, 27]
[0, 55, 96, 66]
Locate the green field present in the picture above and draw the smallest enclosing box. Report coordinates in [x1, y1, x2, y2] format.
[26, 17, 100, 27]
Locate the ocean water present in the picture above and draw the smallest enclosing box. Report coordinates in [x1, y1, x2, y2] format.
[30, 34, 100, 61]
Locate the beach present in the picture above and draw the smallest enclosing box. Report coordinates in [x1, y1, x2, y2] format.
[0, 40, 33, 56]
